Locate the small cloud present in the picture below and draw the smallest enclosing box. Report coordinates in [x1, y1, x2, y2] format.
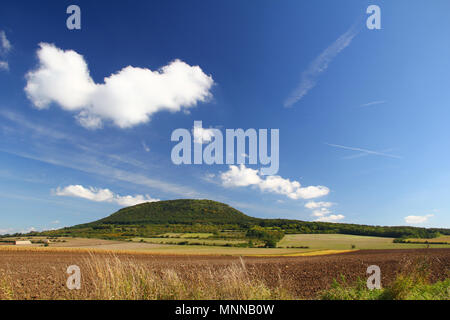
[0, 31, 12, 53]
[193, 126, 215, 144]
[404, 214, 434, 224]
[0, 30, 11, 72]
[305, 201, 334, 209]
[0, 227, 37, 235]
[51, 220, 60, 224]
[315, 214, 345, 222]
[0, 61, 8, 71]
[312, 207, 332, 217]
[220, 164, 329, 200]
[142, 141, 150, 152]
[0, 228, 15, 235]
[54, 184, 159, 207]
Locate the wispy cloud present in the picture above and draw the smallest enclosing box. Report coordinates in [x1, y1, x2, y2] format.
[0, 227, 37, 235]
[142, 141, 150, 152]
[0, 30, 11, 71]
[284, 22, 361, 107]
[0, 31, 12, 53]
[0, 61, 8, 71]
[326, 143, 402, 159]
[360, 100, 386, 107]
[0, 110, 201, 197]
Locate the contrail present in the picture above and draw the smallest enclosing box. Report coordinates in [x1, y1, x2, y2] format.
[326, 143, 402, 159]
[360, 100, 386, 107]
[284, 21, 362, 108]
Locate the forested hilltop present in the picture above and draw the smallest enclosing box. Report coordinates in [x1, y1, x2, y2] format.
[25, 200, 449, 242]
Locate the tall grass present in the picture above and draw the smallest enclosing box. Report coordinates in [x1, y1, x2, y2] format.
[320, 259, 449, 300]
[84, 255, 292, 300]
[0, 254, 292, 300]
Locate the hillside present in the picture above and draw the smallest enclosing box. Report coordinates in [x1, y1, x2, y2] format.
[32, 199, 449, 240]
[86, 199, 259, 226]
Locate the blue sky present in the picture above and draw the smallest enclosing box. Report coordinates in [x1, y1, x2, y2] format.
[1, 0, 450, 233]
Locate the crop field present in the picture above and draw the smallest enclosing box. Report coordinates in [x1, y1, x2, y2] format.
[2, 234, 448, 256]
[405, 235, 450, 244]
[0, 247, 448, 300]
[131, 237, 248, 246]
[278, 234, 450, 250]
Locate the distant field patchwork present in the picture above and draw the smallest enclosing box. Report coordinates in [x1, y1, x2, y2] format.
[2, 234, 448, 256]
[278, 234, 450, 250]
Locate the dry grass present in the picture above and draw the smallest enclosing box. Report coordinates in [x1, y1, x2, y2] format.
[0, 253, 293, 300]
[83, 255, 292, 300]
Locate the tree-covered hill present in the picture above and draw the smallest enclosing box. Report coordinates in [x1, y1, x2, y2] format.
[83, 199, 259, 226]
[31, 199, 449, 240]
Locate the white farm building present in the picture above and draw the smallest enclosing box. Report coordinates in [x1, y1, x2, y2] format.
[14, 240, 32, 245]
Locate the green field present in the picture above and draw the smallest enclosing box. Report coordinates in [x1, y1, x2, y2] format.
[160, 233, 216, 238]
[405, 235, 450, 243]
[131, 236, 248, 246]
[278, 234, 450, 250]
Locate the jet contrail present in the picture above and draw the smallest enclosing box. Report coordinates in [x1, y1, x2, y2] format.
[326, 143, 402, 159]
[360, 100, 386, 107]
[284, 21, 362, 107]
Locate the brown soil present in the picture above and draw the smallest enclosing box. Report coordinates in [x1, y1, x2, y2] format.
[0, 248, 448, 299]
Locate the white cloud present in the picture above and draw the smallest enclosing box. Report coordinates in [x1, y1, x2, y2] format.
[0, 61, 8, 71]
[142, 141, 150, 152]
[221, 164, 262, 187]
[404, 214, 434, 224]
[220, 164, 329, 200]
[193, 126, 215, 144]
[25, 43, 214, 129]
[0, 30, 11, 71]
[311, 207, 332, 217]
[0, 227, 38, 235]
[51, 220, 60, 224]
[0, 228, 14, 235]
[54, 184, 159, 207]
[0, 31, 11, 53]
[305, 201, 334, 209]
[315, 214, 345, 222]
[284, 23, 359, 107]
[304, 200, 343, 221]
